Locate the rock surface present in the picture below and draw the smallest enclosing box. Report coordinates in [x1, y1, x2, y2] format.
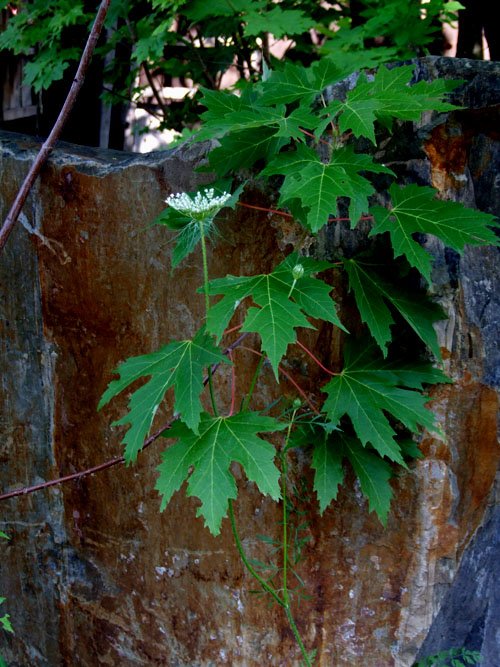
[0, 57, 498, 666]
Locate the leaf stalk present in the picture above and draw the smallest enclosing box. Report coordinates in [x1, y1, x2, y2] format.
[198, 217, 218, 415]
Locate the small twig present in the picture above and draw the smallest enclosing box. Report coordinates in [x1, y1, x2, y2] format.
[0, 0, 112, 252]
[237, 202, 375, 226]
[188, 30, 217, 89]
[328, 214, 374, 223]
[237, 202, 294, 219]
[296, 340, 340, 377]
[239, 346, 320, 415]
[299, 127, 331, 147]
[0, 421, 171, 503]
[223, 323, 243, 336]
[142, 61, 168, 119]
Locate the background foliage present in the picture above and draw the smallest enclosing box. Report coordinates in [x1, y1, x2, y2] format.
[0, 0, 467, 145]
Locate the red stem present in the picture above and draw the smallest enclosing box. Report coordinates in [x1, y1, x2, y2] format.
[237, 203, 374, 226]
[299, 127, 330, 146]
[0, 0, 112, 252]
[296, 340, 339, 377]
[329, 214, 374, 223]
[223, 323, 243, 335]
[237, 202, 294, 219]
[239, 345, 320, 415]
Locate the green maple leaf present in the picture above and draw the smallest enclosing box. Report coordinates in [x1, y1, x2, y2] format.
[325, 64, 459, 144]
[260, 56, 360, 106]
[284, 159, 372, 232]
[264, 144, 393, 230]
[311, 430, 344, 514]
[243, 7, 316, 38]
[207, 126, 288, 176]
[310, 428, 393, 523]
[184, 0, 265, 21]
[326, 96, 379, 144]
[322, 342, 444, 464]
[199, 104, 317, 142]
[156, 412, 286, 535]
[24, 47, 80, 92]
[365, 64, 459, 127]
[206, 253, 346, 378]
[0, 593, 13, 634]
[342, 436, 393, 525]
[197, 88, 245, 131]
[343, 258, 445, 358]
[98, 329, 228, 463]
[370, 183, 499, 281]
[133, 17, 172, 64]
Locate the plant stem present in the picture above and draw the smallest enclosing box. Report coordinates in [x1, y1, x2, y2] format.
[296, 340, 340, 377]
[228, 411, 312, 666]
[228, 500, 283, 608]
[281, 423, 292, 607]
[198, 219, 218, 415]
[239, 345, 320, 415]
[284, 605, 311, 667]
[281, 408, 312, 666]
[242, 356, 265, 411]
[198, 219, 211, 315]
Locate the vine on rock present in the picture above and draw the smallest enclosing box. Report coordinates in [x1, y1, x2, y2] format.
[1, 2, 497, 664]
[97, 54, 498, 663]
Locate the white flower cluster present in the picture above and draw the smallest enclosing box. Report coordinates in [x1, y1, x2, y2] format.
[166, 188, 231, 220]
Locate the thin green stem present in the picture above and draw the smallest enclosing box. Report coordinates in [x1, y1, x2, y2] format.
[285, 606, 312, 667]
[198, 218, 218, 415]
[228, 500, 284, 608]
[198, 219, 211, 315]
[287, 278, 297, 299]
[242, 356, 265, 412]
[281, 409, 297, 607]
[281, 408, 311, 666]
[228, 409, 312, 665]
[281, 435, 290, 606]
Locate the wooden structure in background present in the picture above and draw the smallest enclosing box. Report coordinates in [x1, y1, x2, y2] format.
[1, 9, 37, 122]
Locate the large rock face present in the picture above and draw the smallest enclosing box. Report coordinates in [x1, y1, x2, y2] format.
[0, 57, 498, 666]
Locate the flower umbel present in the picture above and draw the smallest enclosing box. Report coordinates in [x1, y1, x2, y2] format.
[166, 188, 231, 221]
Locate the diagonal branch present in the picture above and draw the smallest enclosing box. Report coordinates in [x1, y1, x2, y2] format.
[0, 0, 112, 253]
[0, 423, 169, 503]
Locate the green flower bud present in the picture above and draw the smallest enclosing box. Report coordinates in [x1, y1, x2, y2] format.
[292, 398, 302, 410]
[292, 264, 305, 281]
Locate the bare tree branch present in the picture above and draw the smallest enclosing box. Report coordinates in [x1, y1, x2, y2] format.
[0, 0, 112, 253]
[0, 423, 170, 503]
